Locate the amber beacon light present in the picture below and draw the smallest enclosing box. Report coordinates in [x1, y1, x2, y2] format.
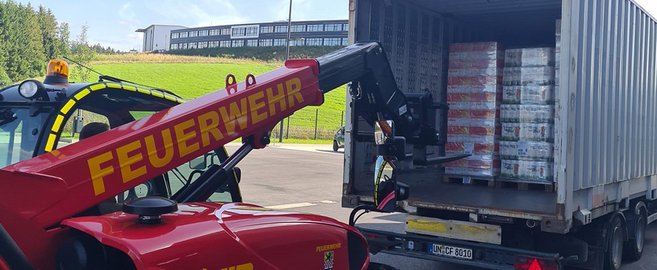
[44, 59, 69, 84]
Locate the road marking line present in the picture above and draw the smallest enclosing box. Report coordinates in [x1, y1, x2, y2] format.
[319, 200, 337, 204]
[266, 202, 316, 209]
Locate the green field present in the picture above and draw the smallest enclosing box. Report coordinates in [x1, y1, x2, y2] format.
[88, 54, 347, 140]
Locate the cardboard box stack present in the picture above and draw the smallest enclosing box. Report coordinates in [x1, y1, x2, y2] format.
[500, 48, 556, 182]
[445, 42, 503, 179]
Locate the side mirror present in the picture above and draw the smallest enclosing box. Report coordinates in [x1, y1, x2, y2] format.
[373, 155, 409, 212]
[189, 156, 207, 170]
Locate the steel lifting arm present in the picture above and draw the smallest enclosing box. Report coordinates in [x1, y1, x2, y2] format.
[317, 42, 443, 148]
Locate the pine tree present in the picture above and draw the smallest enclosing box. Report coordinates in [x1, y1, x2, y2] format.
[37, 5, 58, 59]
[0, 2, 11, 86]
[56, 22, 71, 57]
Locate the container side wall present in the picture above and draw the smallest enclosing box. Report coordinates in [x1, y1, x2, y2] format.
[566, 0, 657, 195]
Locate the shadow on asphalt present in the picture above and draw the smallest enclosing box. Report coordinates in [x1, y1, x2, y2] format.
[316, 149, 344, 154]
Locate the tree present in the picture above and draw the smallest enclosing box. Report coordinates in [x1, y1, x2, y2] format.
[1, 2, 46, 82]
[70, 23, 95, 82]
[37, 5, 58, 59]
[56, 22, 71, 57]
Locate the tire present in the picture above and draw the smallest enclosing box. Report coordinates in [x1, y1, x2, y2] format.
[624, 206, 647, 261]
[604, 215, 625, 270]
[333, 140, 339, 151]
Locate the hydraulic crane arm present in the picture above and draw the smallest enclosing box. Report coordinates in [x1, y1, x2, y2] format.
[317, 42, 442, 147]
[0, 42, 443, 228]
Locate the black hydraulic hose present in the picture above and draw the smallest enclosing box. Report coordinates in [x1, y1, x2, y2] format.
[349, 205, 376, 226]
[0, 224, 34, 270]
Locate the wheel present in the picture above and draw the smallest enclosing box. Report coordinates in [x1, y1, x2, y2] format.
[604, 215, 625, 270]
[333, 140, 339, 151]
[624, 206, 647, 261]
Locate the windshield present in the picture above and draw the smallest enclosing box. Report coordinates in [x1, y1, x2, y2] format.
[0, 108, 49, 168]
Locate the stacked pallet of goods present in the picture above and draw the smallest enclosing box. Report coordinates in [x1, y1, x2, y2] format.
[499, 47, 556, 183]
[444, 42, 504, 183]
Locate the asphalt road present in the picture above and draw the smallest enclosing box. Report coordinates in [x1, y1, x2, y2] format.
[226, 144, 657, 270]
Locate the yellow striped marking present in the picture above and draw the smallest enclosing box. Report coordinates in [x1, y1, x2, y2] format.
[122, 85, 137, 91]
[45, 134, 57, 152]
[60, 99, 76, 115]
[137, 87, 150, 94]
[74, 89, 91, 100]
[52, 115, 65, 132]
[89, 83, 105, 91]
[151, 90, 164, 98]
[105, 82, 122, 89]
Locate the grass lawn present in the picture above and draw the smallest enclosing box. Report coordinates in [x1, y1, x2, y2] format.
[87, 54, 347, 140]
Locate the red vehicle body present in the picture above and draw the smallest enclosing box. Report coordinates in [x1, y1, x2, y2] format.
[0, 56, 370, 269]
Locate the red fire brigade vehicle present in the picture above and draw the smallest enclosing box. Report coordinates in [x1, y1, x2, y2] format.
[0, 43, 455, 270]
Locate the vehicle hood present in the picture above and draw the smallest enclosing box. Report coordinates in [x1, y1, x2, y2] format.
[62, 202, 368, 270]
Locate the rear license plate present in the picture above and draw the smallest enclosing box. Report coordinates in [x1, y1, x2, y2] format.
[430, 244, 473, 260]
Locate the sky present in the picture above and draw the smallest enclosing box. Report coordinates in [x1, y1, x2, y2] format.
[16, 0, 349, 51]
[14, 0, 657, 52]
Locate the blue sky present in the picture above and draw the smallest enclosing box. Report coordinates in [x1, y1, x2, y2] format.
[16, 0, 349, 51]
[14, 0, 657, 52]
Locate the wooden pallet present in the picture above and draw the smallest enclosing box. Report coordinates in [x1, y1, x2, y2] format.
[495, 178, 554, 192]
[444, 175, 496, 187]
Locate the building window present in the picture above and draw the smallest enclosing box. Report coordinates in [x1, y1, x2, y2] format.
[180, 43, 188, 49]
[343, 23, 349, 31]
[261, 26, 274, 33]
[180, 31, 189, 38]
[274, 25, 288, 33]
[220, 40, 231, 47]
[231, 25, 259, 39]
[290, 24, 305, 32]
[188, 42, 197, 49]
[307, 24, 324, 32]
[170, 43, 179, 50]
[199, 30, 208, 36]
[323, 37, 341, 46]
[273, 38, 286, 46]
[171, 32, 180, 39]
[198, 41, 208, 48]
[232, 40, 244, 47]
[325, 24, 342, 31]
[290, 39, 305, 46]
[209, 29, 220, 36]
[259, 39, 273, 47]
[342, 38, 349, 46]
[246, 39, 258, 47]
[209, 41, 219, 48]
[221, 28, 230, 35]
[189, 31, 198, 37]
[305, 38, 323, 46]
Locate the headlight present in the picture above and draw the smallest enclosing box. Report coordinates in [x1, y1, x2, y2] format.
[18, 80, 44, 99]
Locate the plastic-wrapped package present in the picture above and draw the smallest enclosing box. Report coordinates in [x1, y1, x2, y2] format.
[447, 42, 503, 178]
[504, 48, 555, 67]
[503, 85, 554, 104]
[502, 122, 553, 141]
[444, 156, 501, 177]
[503, 67, 555, 86]
[501, 105, 554, 123]
[500, 141, 554, 160]
[501, 159, 554, 181]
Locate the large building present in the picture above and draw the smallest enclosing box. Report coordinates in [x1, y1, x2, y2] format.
[168, 19, 348, 50]
[136, 24, 187, 52]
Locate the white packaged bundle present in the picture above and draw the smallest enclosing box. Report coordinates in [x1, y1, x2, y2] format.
[519, 160, 553, 181]
[519, 105, 554, 122]
[520, 123, 553, 141]
[504, 48, 555, 67]
[501, 159, 520, 178]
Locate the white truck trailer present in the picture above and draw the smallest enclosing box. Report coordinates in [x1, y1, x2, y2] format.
[342, 1, 657, 269]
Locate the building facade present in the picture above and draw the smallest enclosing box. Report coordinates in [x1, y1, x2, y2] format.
[136, 25, 188, 52]
[169, 19, 348, 50]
